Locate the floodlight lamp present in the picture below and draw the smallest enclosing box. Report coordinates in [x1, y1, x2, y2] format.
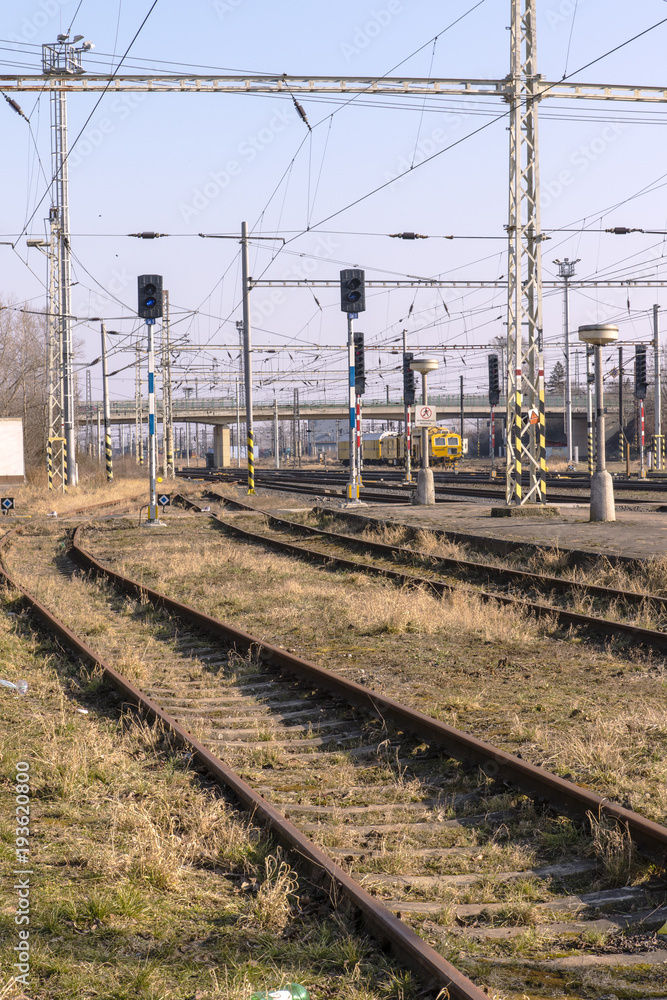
[73, 34, 84, 43]
[409, 357, 439, 375]
[79, 41, 94, 51]
[578, 324, 618, 347]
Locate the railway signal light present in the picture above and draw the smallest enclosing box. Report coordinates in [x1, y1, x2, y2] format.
[137, 274, 163, 320]
[403, 352, 415, 406]
[635, 345, 648, 399]
[354, 331, 365, 395]
[340, 268, 365, 313]
[488, 353, 500, 407]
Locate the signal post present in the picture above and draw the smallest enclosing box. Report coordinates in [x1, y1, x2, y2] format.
[340, 269, 365, 503]
[635, 345, 648, 478]
[354, 330, 365, 489]
[402, 341, 415, 484]
[488, 354, 500, 480]
[137, 275, 164, 525]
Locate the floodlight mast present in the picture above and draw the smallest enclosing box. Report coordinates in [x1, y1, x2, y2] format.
[554, 257, 581, 466]
[42, 37, 87, 487]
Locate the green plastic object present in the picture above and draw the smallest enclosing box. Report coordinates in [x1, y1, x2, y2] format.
[250, 986, 310, 1000]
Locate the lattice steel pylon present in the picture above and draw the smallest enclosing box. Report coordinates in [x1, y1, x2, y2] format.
[46, 208, 65, 491]
[43, 39, 79, 487]
[506, 0, 546, 505]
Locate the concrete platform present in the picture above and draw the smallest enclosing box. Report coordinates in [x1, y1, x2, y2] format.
[344, 502, 667, 563]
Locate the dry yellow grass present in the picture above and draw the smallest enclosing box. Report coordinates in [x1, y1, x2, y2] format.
[69, 518, 667, 830]
[90, 527, 540, 646]
[10, 464, 149, 518]
[0, 541, 424, 1000]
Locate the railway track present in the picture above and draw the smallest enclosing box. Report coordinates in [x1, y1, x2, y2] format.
[177, 468, 665, 507]
[1, 512, 666, 998]
[186, 490, 667, 654]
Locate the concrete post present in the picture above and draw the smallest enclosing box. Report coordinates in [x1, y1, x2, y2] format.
[590, 343, 615, 521]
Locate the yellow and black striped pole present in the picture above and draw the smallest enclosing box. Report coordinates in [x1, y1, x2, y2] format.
[101, 322, 113, 482]
[105, 431, 113, 482]
[62, 440, 68, 492]
[47, 439, 53, 490]
[247, 429, 255, 494]
[588, 422, 594, 476]
[538, 363, 547, 501]
[240, 221, 257, 496]
[515, 376, 522, 503]
[166, 426, 174, 478]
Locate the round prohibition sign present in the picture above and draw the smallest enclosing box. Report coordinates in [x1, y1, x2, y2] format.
[417, 405, 433, 420]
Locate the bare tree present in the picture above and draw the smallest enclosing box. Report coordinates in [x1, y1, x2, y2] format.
[0, 303, 47, 467]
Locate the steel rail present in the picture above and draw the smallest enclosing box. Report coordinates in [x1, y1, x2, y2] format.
[0, 527, 486, 1000]
[67, 523, 667, 861]
[202, 490, 667, 613]
[243, 471, 664, 504]
[181, 495, 667, 657]
[178, 468, 662, 507]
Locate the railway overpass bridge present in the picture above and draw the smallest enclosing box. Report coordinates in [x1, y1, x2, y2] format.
[86, 392, 581, 427]
[81, 391, 642, 457]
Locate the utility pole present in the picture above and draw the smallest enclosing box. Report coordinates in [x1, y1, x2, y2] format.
[274, 396, 280, 469]
[184, 387, 193, 462]
[162, 290, 174, 478]
[135, 341, 144, 465]
[86, 368, 93, 456]
[235, 376, 241, 467]
[100, 322, 112, 482]
[402, 329, 412, 485]
[654, 305, 662, 470]
[460, 375, 464, 444]
[294, 388, 301, 468]
[240, 221, 255, 494]
[619, 346, 624, 466]
[195, 381, 199, 467]
[555, 257, 580, 465]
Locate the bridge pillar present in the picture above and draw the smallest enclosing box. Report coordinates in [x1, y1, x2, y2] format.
[213, 425, 230, 467]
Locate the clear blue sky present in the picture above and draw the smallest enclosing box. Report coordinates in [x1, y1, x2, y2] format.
[2, 0, 667, 405]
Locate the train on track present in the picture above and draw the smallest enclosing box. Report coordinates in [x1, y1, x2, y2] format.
[338, 428, 466, 467]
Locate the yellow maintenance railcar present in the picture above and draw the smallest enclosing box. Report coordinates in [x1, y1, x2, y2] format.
[338, 428, 464, 466]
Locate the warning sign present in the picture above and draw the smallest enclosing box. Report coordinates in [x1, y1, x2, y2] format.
[529, 409, 539, 425]
[414, 405, 437, 427]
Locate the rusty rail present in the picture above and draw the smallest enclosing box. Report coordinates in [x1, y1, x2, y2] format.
[69, 523, 667, 861]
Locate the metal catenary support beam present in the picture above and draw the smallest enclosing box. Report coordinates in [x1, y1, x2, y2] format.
[3, 73, 667, 102]
[19, 17, 667, 507]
